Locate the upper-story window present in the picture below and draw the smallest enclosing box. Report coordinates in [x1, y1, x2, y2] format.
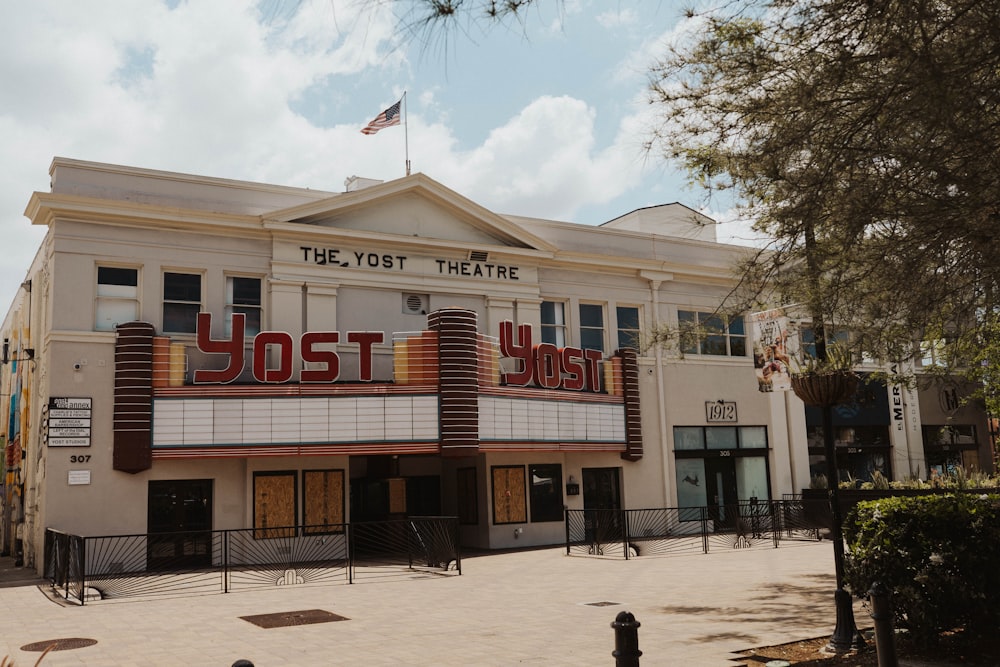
[96, 266, 139, 331]
[540, 301, 566, 347]
[919, 338, 950, 367]
[800, 326, 850, 362]
[163, 271, 202, 333]
[678, 310, 746, 357]
[922, 424, 976, 447]
[616, 306, 641, 352]
[226, 276, 262, 336]
[579, 303, 605, 352]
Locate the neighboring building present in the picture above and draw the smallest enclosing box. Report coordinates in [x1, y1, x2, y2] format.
[1, 158, 994, 571]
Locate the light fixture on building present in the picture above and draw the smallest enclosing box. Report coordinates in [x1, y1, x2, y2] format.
[1, 339, 35, 365]
[566, 475, 580, 496]
[2, 280, 36, 365]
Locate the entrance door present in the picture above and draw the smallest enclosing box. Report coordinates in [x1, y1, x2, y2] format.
[582, 468, 622, 544]
[147, 479, 213, 570]
[705, 458, 739, 529]
[406, 476, 442, 517]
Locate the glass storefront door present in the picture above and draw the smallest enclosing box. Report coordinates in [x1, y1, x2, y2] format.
[147, 479, 213, 570]
[705, 457, 739, 527]
[674, 425, 772, 531]
[582, 467, 622, 543]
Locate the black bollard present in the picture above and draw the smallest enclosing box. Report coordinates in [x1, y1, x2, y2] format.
[232, 660, 255, 667]
[868, 582, 898, 667]
[611, 610, 641, 666]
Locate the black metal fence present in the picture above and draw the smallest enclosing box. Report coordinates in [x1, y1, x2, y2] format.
[44, 516, 461, 604]
[565, 499, 826, 559]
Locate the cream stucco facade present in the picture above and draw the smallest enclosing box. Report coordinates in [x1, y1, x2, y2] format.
[1, 158, 992, 572]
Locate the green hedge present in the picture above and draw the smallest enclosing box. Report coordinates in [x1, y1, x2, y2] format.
[844, 493, 1000, 640]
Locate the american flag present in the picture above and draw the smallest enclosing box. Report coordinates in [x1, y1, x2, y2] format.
[361, 99, 402, 135]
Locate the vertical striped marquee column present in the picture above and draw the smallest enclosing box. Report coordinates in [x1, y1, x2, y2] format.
[113, 322, 154, 473]
[618, 348, 643, 461]
[428, 308, 480, 457]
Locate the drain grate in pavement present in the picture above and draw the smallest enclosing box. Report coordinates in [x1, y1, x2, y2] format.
[240, 609, 349, 629]
[21, 638, 98, 652]
[585, 601, 622, 607]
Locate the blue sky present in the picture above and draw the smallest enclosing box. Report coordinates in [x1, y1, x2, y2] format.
[0, 0, 755, 311]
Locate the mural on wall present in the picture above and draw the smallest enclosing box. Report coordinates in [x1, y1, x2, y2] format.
[3, 325, 32, 560]
[5, 338, 29, 495]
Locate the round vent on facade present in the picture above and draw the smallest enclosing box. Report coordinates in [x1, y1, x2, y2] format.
[403, 293, 429, 315]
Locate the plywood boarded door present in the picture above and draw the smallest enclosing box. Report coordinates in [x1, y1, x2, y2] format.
[254, 472, 296, 539]
[491, 465, 526, 525]
[303, 469, 345, 534]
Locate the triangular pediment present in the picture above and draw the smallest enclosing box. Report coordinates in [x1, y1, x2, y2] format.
[264, 173, 556, 252]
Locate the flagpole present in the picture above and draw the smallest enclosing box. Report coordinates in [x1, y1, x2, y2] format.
[403, 91, 411, 176]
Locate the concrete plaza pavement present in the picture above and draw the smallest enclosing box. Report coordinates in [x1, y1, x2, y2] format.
[0, 540, 866, 666]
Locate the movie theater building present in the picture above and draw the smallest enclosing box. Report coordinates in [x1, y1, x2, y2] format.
[1, 157, 992, 570]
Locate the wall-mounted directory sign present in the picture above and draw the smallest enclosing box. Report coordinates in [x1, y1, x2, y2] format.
[47, 397, 92, 447]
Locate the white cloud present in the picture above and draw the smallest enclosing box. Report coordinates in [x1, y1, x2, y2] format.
[596, 8, 639, 29]
[703, 205, 770, 248]
[417, 95, 645, 221]
[0, 0, 402, 308]
[0, 0, 703, 309]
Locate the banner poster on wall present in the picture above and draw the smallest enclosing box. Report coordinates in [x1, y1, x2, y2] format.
[750, 307, 796, 392]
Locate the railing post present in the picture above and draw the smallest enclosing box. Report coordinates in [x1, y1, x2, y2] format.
[407, 519, 415, 569]
[223, 529, 229, 594]
[565, 509, 571, 555]
[771, 500, 780, 548]
[53, 532, 66, 599]
[66, 536, 72, 603]
[63, 534, 70, 601]
[869, 582, 898, 667]
[622, 509, 630, 560]
[701, 507, 709, 554]
[451, 517, 461, 575]
[611, 611, 641, 666]
[77, 536, 87, 606]
[347, 523, 354, 584]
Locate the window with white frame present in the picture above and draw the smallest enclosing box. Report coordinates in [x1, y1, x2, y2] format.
[677, 310, 746, 357]
[616, 306, 641, 352]
[579, 303, 605, 352]
[919, 338, 948, 367]
[96, 266, 139, 331]
[226, 276, 262, 336]
[162, 271, 202, 333]
[540, 300, 566, 347]
[800, 326, 850, 361]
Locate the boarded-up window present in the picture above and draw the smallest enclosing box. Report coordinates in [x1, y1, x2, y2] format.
[491, 465, 526, 525]
[388, 477, 407, 514]
[303, 469, 345, 535]
[254, 471, 296, 539]
[457, 467, 478, 525]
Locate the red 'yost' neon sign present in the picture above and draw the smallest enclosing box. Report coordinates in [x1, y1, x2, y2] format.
[498, 321, 603, 392]
[193, 313, 382, 384]
[191, 313, 604, 392]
